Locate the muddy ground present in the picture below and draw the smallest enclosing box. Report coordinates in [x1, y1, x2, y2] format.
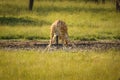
[0, 40, 120, 51]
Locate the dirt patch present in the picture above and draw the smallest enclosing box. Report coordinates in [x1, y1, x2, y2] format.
[0, 40, 120, 50]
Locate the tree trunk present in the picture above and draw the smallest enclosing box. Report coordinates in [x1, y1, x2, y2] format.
[29, 0, 34, 11]
[94, 0, 99, 4]
[102, 0, 105, 4]
[116, 0, 120, 12]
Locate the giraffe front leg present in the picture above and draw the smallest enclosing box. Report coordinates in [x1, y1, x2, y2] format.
[44, 37, 53, 52]
[55, 35, 59, 49]
[61, 38, 67, 50]
[44, 40, 51, 52]
[46, 35, 57, 51]
[64, 36, 76, 48]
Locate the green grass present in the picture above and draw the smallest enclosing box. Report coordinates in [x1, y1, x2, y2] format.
[0, 0, 120, 40]
[0, 49, 120, 80]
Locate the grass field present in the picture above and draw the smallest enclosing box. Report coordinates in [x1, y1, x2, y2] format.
[0, 1, 120, 80]
[0, 49, 120, 80]
[0, 0, 120, 40]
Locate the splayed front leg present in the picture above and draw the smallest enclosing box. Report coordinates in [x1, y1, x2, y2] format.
[44, 35, 59, 51]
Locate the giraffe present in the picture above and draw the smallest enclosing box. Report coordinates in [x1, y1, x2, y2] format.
[46, 20, 76, 50]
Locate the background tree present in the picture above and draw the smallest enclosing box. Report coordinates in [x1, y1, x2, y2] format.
[116, 0, 120, 12]
[29, 0, 34, 11]
[102, 0, 105, 4]
[94, 0, 99, 3]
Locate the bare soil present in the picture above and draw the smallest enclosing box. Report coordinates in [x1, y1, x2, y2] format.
[0, 40, 120, 50]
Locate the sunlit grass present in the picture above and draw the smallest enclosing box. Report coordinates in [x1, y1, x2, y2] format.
[0, 0, 120, 40]
[0, 25, 119, 40]
[0, 49, 120, 80]
[0, 26, 50, 40]
[0, 1, 120, 80]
